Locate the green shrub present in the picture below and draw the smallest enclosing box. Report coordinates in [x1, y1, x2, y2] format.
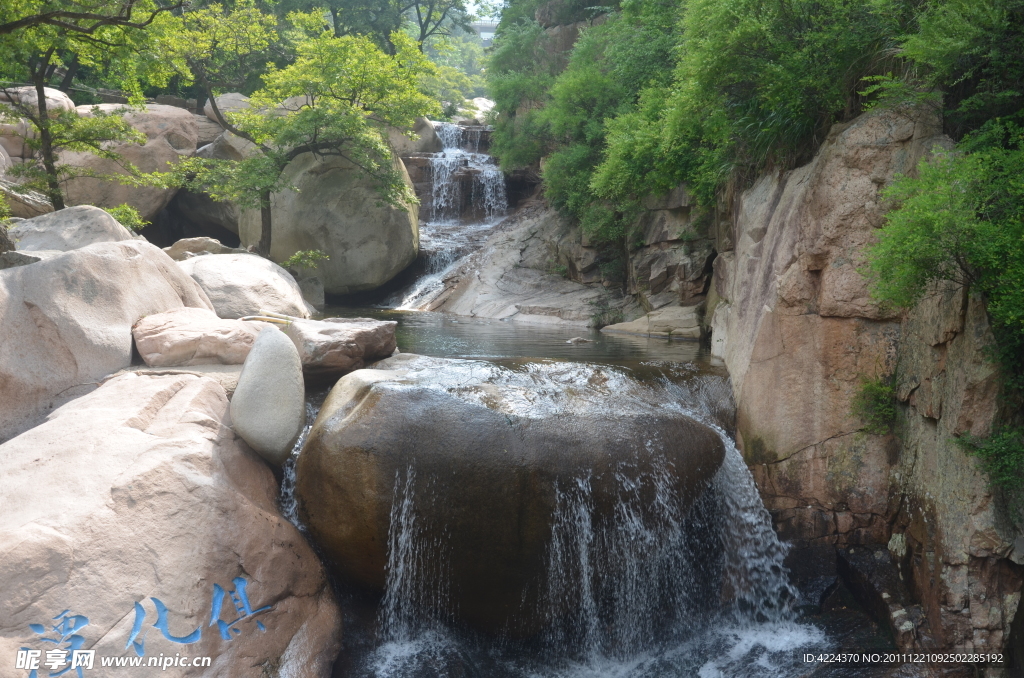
[106, 204, 149, 231]
[851, 376, 897, 435]
[956, 427, 1024, 497]
[282, 249, 330, 270]
[867, 120, 1024, 390]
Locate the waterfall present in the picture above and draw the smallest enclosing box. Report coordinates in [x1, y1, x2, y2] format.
[379, 466, 452, 642]
[359, 371, 819, 677]
[278, 395, 326, 531]
[428, 122, 507, 224]
[384, 122, 509, 310]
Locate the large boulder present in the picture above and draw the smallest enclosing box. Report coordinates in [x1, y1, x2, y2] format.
[0, 118, 35, 161]
[0, 85, 75, 117]
[132, 307, 271, 367]
[9, 205, 134, 251]
[296, 355, 725, 636]
[285, 317, 397, 377]
[238, 153, 419, 295]
[230, 327, 306, 465]
[0, 142, 11, 175]
[178, 253, 312, 319]
[387, 117, 442, 155]
[0, 372, 341, 676]
[62, 105, 199, 220]
[0, 240, 213, 441]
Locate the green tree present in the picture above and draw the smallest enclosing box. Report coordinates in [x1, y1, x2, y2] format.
[0, 0, 181, 209]
[176, 23, 441, 256]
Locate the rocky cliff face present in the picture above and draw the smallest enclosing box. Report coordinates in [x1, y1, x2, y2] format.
[708, 105, 1022, 654]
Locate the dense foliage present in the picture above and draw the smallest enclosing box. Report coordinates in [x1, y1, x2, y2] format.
[488, 0, 1024, 482]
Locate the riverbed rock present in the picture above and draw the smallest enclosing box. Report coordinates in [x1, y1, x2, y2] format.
[230, 327, 306, 465]
[62, 104, 199, 220]
[601, 304, 701, 339]
[163, 236, 247, 261]
[237, 152, 419, 295]
[296, 354, 725, 636]
[0, 249, 61, 270]
[429, 204, 638, 326]
[132, 307, 271, 367]
[285, 317, 397, 377]
[9, 205, 135, 251]
[0, 240, 213, 441]
[178, 253, 312, 319]
[0, 372, 341, 676]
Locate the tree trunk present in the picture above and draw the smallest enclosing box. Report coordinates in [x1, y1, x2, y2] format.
[0, 222, 14, 254]
[256, 188, 272, 257]
[33, 51, 65, 211]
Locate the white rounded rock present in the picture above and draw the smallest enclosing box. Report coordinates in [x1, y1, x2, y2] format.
[177, 253, 312, 319]
[9, 205, 134, 251]
[230, 326, 305, 464]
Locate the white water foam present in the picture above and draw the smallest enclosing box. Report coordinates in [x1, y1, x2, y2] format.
[355, 362, 825, 678]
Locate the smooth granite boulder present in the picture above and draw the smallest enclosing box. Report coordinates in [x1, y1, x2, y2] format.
[296, 354, 725, 636]
[9, 205, 135, 251]
[0, 240, 213, 441]
[0, 372, 341, 676]
[230, 327, 306, 465]
[178, 253, 312, 319]
[132, 307, 272, 367]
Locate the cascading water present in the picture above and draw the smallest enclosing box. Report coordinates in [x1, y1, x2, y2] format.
[343, 367, 828, 678]
[386, 122, 508, 310]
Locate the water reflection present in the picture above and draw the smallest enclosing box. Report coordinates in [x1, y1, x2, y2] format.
[321, 307, 719, 375]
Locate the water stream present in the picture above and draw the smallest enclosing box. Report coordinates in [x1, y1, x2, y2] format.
[275, 127, 893, 677]
[386, 122, 508, 310]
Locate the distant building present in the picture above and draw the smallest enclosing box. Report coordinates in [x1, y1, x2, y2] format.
[470, 21, 498, 47]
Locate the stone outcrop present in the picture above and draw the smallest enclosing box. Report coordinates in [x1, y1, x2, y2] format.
[132, 307, 270, 367]
[296, 354, 725, 636]
[708, 107, 943, 553]
[886, 286, 1021, 652]
[62, 104, 199, 220]
[163, 236, 247, 261]
[0, 240, 213, 441]
[230, 327, 306, 465]
[237, 153, 419, 296]
[0, 372, 340, 676]
[428, 203, 638, 326]
[284, 317, 397, 377]
[706, 104, 1021, 654]
[9, 205, 135, 251]
[601, 304, 701, 339]
[177, 253, 312, 320]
